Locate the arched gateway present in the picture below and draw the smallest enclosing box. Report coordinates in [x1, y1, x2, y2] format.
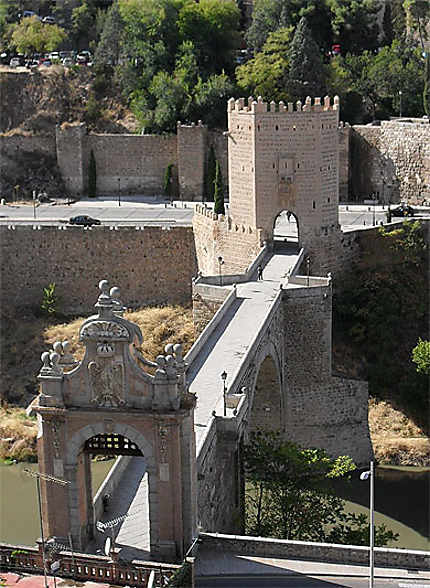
[33, 281, 197, 562]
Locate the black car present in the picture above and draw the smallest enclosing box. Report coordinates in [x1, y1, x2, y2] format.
[389, 205, 415, 217]
[69, 215, 101, 226]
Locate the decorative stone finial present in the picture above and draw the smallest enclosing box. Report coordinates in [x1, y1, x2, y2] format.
[165, 343, 174, 355]
[95, 279, 115, 317]
[53, 341, 63, 355]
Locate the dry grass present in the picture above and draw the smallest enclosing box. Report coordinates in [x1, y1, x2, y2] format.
[1, 305, 194, 461]
[369, 398, 429, 466]
[0, 407, 38, 462]
[43, 305, 195, 365]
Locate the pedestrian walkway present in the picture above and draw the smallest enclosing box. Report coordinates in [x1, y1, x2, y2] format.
[96, 246, 301, 556]
[92, 457, 150, 561]
[188, 245, 301, 450]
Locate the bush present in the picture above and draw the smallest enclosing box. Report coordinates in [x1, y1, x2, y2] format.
[88, 149, 97, 198]
[41, 283, 58, 316]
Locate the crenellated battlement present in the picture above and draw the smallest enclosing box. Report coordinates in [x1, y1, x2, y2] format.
[227, 95, 339, 114]
[194, 204, 257, 236]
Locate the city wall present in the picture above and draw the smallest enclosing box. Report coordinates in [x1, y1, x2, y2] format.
[0, 225, 197, 314]
[351, 119, 430, 203]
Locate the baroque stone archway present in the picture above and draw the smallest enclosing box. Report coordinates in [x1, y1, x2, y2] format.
[33, 280, 197, 562]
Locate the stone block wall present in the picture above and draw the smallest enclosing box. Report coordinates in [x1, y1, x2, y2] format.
[351, 120, 430, 203]
[177, 123, 207, 201]
[85, 134, 178, 196]
[0, 132, 57, 195]
[197, 421, 241, 535]
[0, 225, 197, 314]
[193, 205, 263, 275]
[338, 123, 351, 201]
[282, 285, 372, 465]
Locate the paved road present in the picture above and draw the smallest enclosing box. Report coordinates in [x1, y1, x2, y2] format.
[197, 576, 430, 587]
[1, 199, 426, 228]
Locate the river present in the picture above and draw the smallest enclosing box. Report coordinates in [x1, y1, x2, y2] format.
[0, 462, 428, 550]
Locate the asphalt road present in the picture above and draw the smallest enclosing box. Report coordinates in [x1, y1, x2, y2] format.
[197, 576, 430, 587]
[0, 202, 418, 228]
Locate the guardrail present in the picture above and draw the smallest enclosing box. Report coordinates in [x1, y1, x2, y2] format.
[0, 542, 181, 587]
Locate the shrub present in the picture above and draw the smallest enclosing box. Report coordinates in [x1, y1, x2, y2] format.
[88, 149, 97, 198]
[41, 283, 58, 316]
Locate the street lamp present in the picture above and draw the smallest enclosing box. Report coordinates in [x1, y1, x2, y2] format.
[23, 469, 70, 588]
[306, 257, 310, 287]
[360, 461, 375, 588]
[221, 370, 227, 416]
[118, 178, 121, 207]
[398, 91, 402, 117]
[218, 256, 224, 287]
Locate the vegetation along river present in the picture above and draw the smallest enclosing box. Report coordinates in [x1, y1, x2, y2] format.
[0, 463, 428, 551]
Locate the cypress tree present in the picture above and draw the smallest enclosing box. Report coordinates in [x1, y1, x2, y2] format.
[205, 145, 216, 202]
[88, 149, 97, 198]
[382, 2, 394, 46]
[213, 161, 225, 215]
[424, 55, 430, 117]
[286, 17, 325, 103]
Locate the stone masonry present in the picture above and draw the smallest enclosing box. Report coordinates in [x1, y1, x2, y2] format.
[193, 96, 344, 276]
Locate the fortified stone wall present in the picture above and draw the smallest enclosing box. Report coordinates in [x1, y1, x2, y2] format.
[351, 120, 430, 203]
[192, 204, 263, 275]
[283, 285, 372, 465]
[177, 123, 206, 201]
[0, 225, 197, 314]
[0, 133, 57, 196]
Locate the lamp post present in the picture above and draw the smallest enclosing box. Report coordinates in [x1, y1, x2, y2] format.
[306, 257, 310, 287]
[218, 256, 224, 287]
[221, 370, 227, 416]
[360, 461, 375, 588]
[23, 469, 70, 588]
[398, 91, 402, 117]
[118, 178, 121, 207]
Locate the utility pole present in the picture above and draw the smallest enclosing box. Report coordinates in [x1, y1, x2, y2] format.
[23, 469, 70, 588]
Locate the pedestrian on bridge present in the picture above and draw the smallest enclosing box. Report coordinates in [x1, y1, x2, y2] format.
[257, 265, 263, 280]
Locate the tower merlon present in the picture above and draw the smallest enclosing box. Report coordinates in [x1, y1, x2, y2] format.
[227, 95, 340, 114]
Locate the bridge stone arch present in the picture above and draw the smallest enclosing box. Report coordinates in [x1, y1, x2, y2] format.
[33, 280, 197, 562]
[247, 342, 284, 434]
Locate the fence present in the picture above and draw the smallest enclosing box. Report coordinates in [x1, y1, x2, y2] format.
[0, 542, 182, 587]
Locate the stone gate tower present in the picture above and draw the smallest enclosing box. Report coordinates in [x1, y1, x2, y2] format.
[193, 95, 343, 275]
[32, 280, 197, 562]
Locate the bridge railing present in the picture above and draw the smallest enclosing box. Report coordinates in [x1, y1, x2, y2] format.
[0, 542, 181, 587]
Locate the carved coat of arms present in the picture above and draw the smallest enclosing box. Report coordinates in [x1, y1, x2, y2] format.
[88, 359, 126, 407]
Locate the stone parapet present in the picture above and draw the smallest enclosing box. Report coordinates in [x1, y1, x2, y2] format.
[227, 95, 340, 114]
[198, 533, 430, 570]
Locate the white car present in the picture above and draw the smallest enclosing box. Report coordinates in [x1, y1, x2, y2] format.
[9, 57, 20, 68]
[42, 16, 56, 24]
[49, 52, 60, 61]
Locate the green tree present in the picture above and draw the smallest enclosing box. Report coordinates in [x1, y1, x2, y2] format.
[213, 161, 224, 215]
[391, 0, 407, 41]
[404, 0, 430, 49]
[95, 2, 124, 66]
[412, 339, 430, 375]
[423, 54, 430, 116]
[192, 72, 236, 128]
[326, 0, 380, 54]
[163, 163, 174, 201]
[286, 17, 326, 102]
[244, 431, 399, 545]
[177, 0, 240, 76]
[382, 1, 394, 46]
[10, 16, 67, 54]
[237, 27, 293, 102]
[246, 0, 332, 54]
[88, 149, 97, 198]
[205, 145, 216, 202]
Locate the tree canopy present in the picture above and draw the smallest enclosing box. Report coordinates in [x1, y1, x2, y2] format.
[10, 16, 66, 54]
[244, 431, 399, 546]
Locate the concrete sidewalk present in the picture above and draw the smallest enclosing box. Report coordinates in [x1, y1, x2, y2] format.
[195, 549, 430, 581]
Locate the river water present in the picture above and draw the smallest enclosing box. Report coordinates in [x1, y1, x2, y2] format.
[0, 462, 428, 551]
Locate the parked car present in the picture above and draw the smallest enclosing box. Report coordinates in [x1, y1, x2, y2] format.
[42, 15, 56, 24]
[49, 51, 60, 61]
[69, 215, 101, 226]
[9, 57, 21, 68]
[39, 59, 52, 67]
[390, 204, 415, 217]
[62, 57, 74, 67]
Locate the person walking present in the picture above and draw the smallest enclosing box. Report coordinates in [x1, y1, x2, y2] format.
[257, 265, 263, 280]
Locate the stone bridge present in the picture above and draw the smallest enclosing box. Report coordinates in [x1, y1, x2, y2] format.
[32, 241, 372, 564]
[31, 95, 373, 565]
